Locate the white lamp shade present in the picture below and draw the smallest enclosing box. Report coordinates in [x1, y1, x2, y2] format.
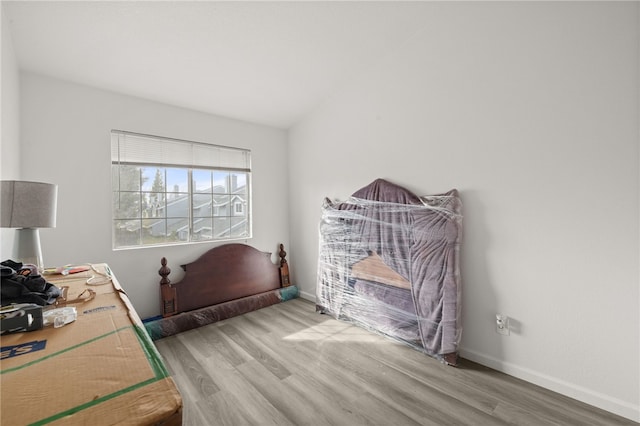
[1, 180, 58, 228]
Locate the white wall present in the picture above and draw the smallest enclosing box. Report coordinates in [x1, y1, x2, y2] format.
[20, 72, 289, 319]
[0, 5, 21, 259]
[288, 2, 639, 421]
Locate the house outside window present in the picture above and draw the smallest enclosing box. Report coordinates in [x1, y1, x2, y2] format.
[111, 130, 251, 249]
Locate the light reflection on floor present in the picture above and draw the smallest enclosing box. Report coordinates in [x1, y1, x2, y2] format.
[283, 320, 390, 343]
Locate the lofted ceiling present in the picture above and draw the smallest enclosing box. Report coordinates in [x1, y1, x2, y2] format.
[3, 1, 434, 129]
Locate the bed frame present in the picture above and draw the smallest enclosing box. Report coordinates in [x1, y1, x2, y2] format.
[144, 243, 297, 340]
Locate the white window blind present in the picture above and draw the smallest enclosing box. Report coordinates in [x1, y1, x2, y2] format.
[111, 130, 251, 171]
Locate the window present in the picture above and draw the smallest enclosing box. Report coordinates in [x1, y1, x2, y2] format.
[234, 201, 244, 215]
[111, 130, 251, 249]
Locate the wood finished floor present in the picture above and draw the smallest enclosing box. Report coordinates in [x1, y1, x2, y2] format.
[154, 298, 636, 426]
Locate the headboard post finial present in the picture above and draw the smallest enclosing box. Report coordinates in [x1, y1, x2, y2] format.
[279, 244, 287, 266]
[279, 244, 291, 287]
[159, 257, 177, 317]
[159, 257, 171, 285]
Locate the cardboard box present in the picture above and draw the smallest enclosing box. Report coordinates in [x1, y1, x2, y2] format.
[0, 265, 182, 425]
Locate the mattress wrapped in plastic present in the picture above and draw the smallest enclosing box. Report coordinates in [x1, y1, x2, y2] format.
[316, 179, 462, 365]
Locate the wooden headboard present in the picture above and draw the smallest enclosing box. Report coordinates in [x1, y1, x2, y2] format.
[159, 243, 290, 318]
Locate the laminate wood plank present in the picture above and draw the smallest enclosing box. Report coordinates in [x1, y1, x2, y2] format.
[154, 339, 196, 401]
[180, 392, 210, 426]
[369, 346, 500, 415]
[154, 338, 219, 426]
[155, 336, 220, 396]
[217, 322, 292, 380]
[350, 391, 425, 426]
[283, 371, 432, 426]
[190, 324, 252, 367]
[187, 334, 295, 426]
[234, 310, 275, 335]
[155, 298, 637, 426]
[490, 401, 562, 426]
[248, 315, 369, 404]
[237, 359, 338, 425]
[197, 388, 257, 426]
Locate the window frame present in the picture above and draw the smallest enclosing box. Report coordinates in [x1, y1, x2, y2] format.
[111, 130, 252, 250]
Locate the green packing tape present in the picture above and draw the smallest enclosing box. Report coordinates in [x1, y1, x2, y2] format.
[4, 325, 171, 425]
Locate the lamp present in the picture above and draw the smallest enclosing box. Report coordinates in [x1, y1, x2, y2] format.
[1, 180, 58, 272]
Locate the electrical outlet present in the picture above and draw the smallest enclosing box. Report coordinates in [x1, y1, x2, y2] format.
[496, 314, 510, 336]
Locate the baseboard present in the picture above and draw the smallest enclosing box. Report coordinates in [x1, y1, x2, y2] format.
[298, 290, 315, 302]
[459, 348, 640, 423]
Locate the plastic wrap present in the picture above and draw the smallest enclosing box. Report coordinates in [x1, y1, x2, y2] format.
[316, 179, 462, 364]
[145, 286, 298, 340]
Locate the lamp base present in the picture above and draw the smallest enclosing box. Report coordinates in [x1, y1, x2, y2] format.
[14, 228, 44, 273]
